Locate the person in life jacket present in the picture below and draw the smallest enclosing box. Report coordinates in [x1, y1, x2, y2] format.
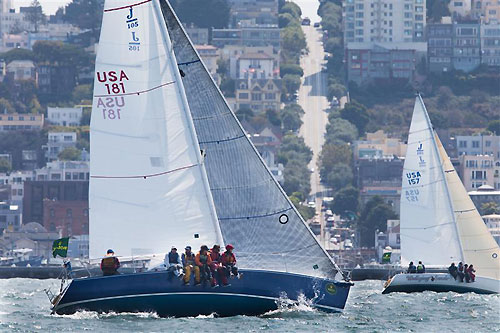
[164, 246, 183, 277]
[416, 261, 425, 273]
[457, 262, 465, 282]
[467, 264, 476, 282]
[220, 244, 238, 286]
[100, 249, 120, 276]
[463, 264, 470, 283]
[406, 261, 417, 273]
[448, 262, 458, 280]
[209, 244, 223, 286]
[181, 246, 199, 285]
[195, 245, 213, 285]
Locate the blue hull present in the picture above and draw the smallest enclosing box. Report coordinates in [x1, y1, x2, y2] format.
[53, 270, 352, 317]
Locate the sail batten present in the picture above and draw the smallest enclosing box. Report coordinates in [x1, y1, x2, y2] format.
[158, 0, 339, 278]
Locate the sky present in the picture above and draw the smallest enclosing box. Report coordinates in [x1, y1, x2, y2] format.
[15, 0, 71, 15]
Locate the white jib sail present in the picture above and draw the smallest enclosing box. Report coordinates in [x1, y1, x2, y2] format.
[400, 96, 463, 266]
[436, 136, 500, 280]
[89, 0, 222, 258]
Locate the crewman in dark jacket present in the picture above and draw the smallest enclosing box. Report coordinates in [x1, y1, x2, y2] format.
[407, 261, 417, 273]
[448, 262, 458, 280]
[101, 249, 120, 276]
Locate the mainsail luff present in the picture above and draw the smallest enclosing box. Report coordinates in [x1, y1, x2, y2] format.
[400, 96, 463, 265]
[435, 135, 500, 280]
[159, 0, 340, 278]
[89, 0, 221, 257]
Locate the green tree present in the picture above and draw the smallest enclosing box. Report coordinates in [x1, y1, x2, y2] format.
[0, 48, 35, 64]
[325, 163, 353, 190]
[340, 100, 369, 135]
[265, 109, 281, 127]
[325, 117, 358, 144]
[0, 131, 45, 169]
[282, 158, 311, 196]
[328, 82, 346, 100]
[235, 107, 254, 121]
[278, 134, 312, 165]
[359, 196, 398, 247]
[26, 0, 46, 33]
[318, 143, 352, 183]
[281, 26, 307, 56]
[280, 63, 304, 78]
[72, 84, 93, 104]
[64, 0, 103, 38]
[278, 12, 295, 28]
[282, 74, 301, 98]
[0, 98, 15, 114]
[0, 158, 12, 173]
[487, 120, 500, 135]
[427, 0, 451, 23]
[289, 193, 315, 220]
[58, 147, 81, 161]
[436, 86, 454, 108]
[219, 78, 235, 97]
[481, 202, 499, 215]
[174, 0, 230, 29]
[331, 186, 359, 218]
[281, 103, 304, 132]
[32, 41, 91, 68]
[280, 2, 301, 19]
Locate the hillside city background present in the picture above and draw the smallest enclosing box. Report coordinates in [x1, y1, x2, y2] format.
[0, 0, 499, 267]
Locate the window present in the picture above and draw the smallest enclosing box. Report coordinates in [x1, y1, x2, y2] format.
[251, 93, 261, 101]
[66, 209, 72, 217]
[50, 208, 55, 217]
[238, 93, 249, 99]
[485, 140, 491, 147]
[472, 141, 480, 148]
[458, 140, 467, 148]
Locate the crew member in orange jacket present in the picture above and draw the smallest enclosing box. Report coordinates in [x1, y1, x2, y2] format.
[195, 245, 213, 285]
[100, 249, 120, 276]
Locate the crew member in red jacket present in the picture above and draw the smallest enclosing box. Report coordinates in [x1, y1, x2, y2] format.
[220, 244, 238, 285]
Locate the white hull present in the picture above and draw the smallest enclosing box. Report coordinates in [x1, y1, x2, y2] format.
[383, 273, 500, 294]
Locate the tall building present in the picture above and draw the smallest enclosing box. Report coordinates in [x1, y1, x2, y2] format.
[343, 0, 426, 44]
[0, 0, 12, 13]
[471, 0, 500, 22]
[481, 21, 500, 67]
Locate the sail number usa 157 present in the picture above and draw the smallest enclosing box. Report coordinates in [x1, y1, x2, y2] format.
[406, 171, 421, 185]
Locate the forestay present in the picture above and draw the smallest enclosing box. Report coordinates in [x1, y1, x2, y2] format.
[89, 0, 222, 258]
[400, 97, 463, 266]
[158, 0, 339, 278]
[436, 136, 500, 280]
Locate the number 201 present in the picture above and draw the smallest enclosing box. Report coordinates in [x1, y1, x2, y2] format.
[102, 109, 121, 120]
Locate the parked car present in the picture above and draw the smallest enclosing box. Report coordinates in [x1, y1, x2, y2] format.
[331, 96, 339, 107]
[301, 17, 311, 26]
[313, 22, 320, 28]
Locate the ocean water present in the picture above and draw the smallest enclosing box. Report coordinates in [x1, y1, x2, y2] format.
[0, 278, 498, 332]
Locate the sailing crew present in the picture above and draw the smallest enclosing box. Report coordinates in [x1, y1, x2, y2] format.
[467, 264, 476, 282]
[463, 264, 470, 283]
[407, 261, 417, 273]
[416, 261, 426, 273]
[209, 245, 223, 286]
[448, 263, 458, 280]
[221, 244, 238, 286]
[182, 246, 199, 285]
[457, 262, 465, 282]
[195, 245, 213, 285]
[164, 246, 183, 277]
[101, 249, 120, 276]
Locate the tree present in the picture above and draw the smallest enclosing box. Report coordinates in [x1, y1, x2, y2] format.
[280, 2, 301, 19]
[481, 202, 499, 215]
[278, 12, 295, 28]
[58, 147, 81, 161]
[289, 193, 315, 220]
[281, 26, 307, 57]
[324, 117, 358, 144]
[487, 120, 500, 135]
[0, 98, 15, 114]
[358, 196, 398, 247]
[26, 0, 46, 32]
[328, 82, 346, 100]
[282, 158, 311, 196]
[0, 48, 35, 64]
[72, 84, 93, 104]
[428, 0, 451, 23]
[436, 86, 454, 108]
[0, 158, 12, 173]
[325, 163, 353, 190]
[282, 74, 301, 98]
[174, 0, 230, 29]
[281, 103, 304, 132]
[278, 134, 312, 165]
[219, 78, 235, 97]
[331, 186, 359, 218]
[235, 107, 254, 122]
[340, 100, 369, 135]
[64, 0, 104, 38]
[319, 143, 352, 183]
[280, 63, 304, 78]
[265, 109, 281, 127]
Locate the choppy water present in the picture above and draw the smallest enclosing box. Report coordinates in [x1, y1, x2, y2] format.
[0, 278, 499, 332]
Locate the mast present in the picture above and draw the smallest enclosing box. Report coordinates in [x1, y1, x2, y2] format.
[417, 94, 465, 262]
[152, 0, 223, 245]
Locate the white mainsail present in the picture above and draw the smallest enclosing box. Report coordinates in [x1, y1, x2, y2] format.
[89, 0, 222, 258]
[436, 136, 500, 280]
[400, 96, 463, 265]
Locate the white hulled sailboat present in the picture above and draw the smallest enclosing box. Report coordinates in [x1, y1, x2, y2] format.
[383, 95, 500, 294]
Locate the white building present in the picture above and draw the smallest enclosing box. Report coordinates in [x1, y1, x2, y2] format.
[0, 10, 29, 36]
[34, 160, 90, 181]
[47, 107, 83, 127]
[0, 0, 13, 13]
[45, 132, 78, 162]
[6, 59, 36, 81]
[482, 214, 500, 245]
[343, 0, 426, 45]
[449, 0, 472, 18]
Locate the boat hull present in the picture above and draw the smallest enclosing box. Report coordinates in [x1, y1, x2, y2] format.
[382, 273, 500, 294]
[53, 269, 352, 317]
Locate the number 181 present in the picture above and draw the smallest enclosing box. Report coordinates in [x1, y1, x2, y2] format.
[102, 109, 121, 120]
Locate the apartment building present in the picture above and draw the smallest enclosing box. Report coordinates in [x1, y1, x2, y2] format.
[212, 22, 280, 50]
[235, 78, 281, 113]
[0, 113, 44, 132]
[45, 132, 78, 161]
[343, 0, 426, 44]
[471, 0, 500, 22]
[481, 21, 500, 66]
[47, 107, 83, 127]
[353, 130, 407, 159]
[453, 21, 481, 72]
[228, 0, 279, 26]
